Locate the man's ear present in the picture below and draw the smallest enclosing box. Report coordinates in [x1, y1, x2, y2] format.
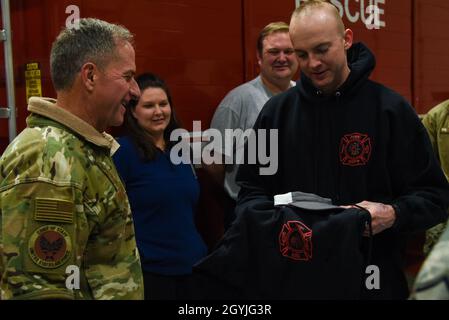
[256, 51, 263, 67]
[343, 28, 353, 50]
[80, 62, 97, 91]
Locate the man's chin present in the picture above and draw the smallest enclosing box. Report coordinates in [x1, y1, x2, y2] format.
[272, 73, 293, 82]
[109, 107, 126, 127]
[110, 117, 125, 128]
[274, 68, 292, 75]
[311, 78, 332, 92]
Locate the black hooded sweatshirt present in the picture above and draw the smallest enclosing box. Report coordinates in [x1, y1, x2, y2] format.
[235, 42, 449, 299]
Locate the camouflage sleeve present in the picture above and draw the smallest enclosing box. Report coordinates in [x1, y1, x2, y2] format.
[421, 110, 438, 153]
[1, 181, 78, 300]
[412, 223, 449, 299]
[421, 108, 447, 256]
[424, 221, 448, 256]
[0, 220, 3, 292]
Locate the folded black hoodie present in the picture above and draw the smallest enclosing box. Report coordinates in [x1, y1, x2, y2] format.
[193, 201, 371, 300]
[235, 42, 449, 299]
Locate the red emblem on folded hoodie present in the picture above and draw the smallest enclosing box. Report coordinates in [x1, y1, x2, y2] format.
[279, 221, 312, 261]
[339, 133, 372, 166]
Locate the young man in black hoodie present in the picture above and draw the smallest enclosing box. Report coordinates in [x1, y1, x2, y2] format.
[235, 0, 449, 299]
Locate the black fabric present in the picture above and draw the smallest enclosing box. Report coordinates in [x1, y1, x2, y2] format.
[276, 191, 342, 210]
[193, 201, 371, 300]
[235, 42, 449, 299]
[143, 271, 194, 300]
[223, 195, 237, 232]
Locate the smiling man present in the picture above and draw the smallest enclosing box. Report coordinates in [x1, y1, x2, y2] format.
[205, 22, 298, 229]
[0, 18, 144, 300]
[235, 0, 449, 299]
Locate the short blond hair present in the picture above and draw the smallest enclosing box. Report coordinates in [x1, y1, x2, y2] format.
[257, 21, 290, 56]
[291, 0, 345, 36]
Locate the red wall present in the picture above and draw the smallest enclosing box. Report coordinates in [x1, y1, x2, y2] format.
[1, 0, 245, 136]
[413, 0, 449, 113]
[1, 0, 448, 273]
[2, 0, 449, 144]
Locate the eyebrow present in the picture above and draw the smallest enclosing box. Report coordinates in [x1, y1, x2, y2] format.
[123, 70, 135, 77]
[315, 42, 331, 49]
[267, 48, 294, 51]
[295, 41, 332, 53]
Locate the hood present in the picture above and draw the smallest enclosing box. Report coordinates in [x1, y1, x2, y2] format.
[27, 97, 120, 154]
[298, 42, 376, 100]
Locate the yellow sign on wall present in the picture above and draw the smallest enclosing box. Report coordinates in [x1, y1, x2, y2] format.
[25, 62, 42, 103]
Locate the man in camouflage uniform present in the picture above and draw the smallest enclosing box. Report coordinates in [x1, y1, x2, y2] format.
[422, 100, 449, 255]
[412, 224, 449, 299]
[412, 100, 449, 299]
[0, 18, 144, 299]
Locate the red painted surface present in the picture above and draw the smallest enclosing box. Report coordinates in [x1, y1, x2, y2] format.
[1, 0, 448, 275]
[2, 0, 449, 143]
[413, 0, 449, 113]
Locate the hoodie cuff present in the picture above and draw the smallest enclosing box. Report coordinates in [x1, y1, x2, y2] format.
[391, 203, 401, 229]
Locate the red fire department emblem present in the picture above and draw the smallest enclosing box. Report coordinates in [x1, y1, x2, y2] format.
[339, 133, 372, 166]
[279, 221, 312, 261]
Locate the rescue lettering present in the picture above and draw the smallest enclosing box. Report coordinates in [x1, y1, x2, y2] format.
[296, 0, 386, 30]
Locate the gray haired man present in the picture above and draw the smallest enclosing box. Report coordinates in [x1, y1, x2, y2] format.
[0, 18, 144, 300]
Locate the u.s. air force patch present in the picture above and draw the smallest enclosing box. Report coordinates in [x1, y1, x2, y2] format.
[28, 225, 72, 269]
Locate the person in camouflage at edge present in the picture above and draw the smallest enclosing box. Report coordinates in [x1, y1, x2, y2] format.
[0, 18, 144, 299]
[422, 100, 449, 256]
[411, 100, 449, 299]
[412, 224, 449, 299]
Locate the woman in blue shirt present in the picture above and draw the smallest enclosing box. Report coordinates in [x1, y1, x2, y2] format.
[113, 73, 207, 300]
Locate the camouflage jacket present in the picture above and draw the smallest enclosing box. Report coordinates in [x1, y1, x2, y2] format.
[422, 99, 449, 180]
[0, 97, 144, 300]
[422, 100, 449, 255]
[412, 223, 449, 299]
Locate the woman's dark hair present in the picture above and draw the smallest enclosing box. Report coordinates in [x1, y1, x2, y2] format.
[124, 73, 180, 161]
